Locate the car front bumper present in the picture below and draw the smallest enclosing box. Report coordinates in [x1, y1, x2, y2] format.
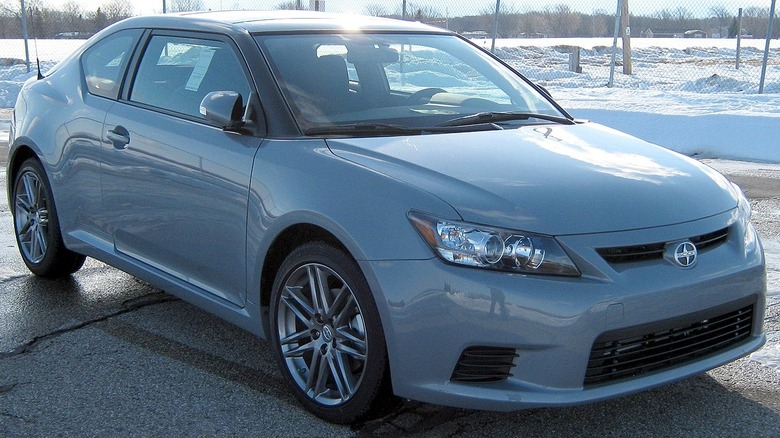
[363, 209, 766, 411]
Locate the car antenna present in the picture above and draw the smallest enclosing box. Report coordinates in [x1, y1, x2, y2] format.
[28, 5, 43, 80]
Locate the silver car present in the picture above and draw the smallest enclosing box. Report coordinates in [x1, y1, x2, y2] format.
[7, 11, 766, 424]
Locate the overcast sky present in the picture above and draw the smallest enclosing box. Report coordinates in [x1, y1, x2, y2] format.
[42, 0, 775, 18]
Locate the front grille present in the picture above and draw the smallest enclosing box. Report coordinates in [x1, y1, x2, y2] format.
[451, 346, 518, 383]
[597, 227, 730, 264]
[584, 304, 754, 386]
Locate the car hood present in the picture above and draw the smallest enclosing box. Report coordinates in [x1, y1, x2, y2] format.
[326, 122, 738, 235]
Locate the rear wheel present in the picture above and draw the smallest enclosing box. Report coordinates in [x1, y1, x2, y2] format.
[270, 242, 392, 424]
[12, 159, 86, 277]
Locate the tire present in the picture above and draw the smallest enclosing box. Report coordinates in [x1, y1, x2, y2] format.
[269, 242, 393, 424]
[12, 158, 86, 278]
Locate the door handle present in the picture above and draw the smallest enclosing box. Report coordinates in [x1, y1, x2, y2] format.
[107, 126, 130, 149]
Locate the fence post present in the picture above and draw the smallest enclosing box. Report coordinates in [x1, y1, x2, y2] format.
[736, 8, 743, 69]
[608, 0, 622, 87]
[21, 0, 31, 74]
[568, 47, 582, 73]
[759, 0, 777, 94]
[402, 0, 407, 19]
[490, 0, 500, 53]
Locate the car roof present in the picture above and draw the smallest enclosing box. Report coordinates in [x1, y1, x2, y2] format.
[111, 10, 451, 35]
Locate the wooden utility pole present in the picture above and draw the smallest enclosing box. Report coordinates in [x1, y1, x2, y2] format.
[621, 0, 632, 74]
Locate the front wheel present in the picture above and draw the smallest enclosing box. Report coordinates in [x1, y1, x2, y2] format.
[270, 242, 393, 424]
[12, 159, 86, 277]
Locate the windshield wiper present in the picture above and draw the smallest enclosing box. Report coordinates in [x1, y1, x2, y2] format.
[305, 123, 421, 136]
[436, 111, 575, 128]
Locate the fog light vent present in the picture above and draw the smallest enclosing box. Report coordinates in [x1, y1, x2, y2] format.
[451, 346, 518, 383]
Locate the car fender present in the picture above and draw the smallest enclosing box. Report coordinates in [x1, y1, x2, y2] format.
[244, 138, 459, 310]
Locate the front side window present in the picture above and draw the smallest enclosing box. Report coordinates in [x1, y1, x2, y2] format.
[81, 29, 140, 99]
[130, 35, 251, 119]
[257, 32, 563, 133]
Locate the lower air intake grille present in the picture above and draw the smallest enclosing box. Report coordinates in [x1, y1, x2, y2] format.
[585, 304, 754, 386]
[451, 346, 518, 383]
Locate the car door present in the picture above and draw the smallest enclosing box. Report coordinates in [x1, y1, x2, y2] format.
[101, 32, 259, 305]
[55, 29, 141, 238]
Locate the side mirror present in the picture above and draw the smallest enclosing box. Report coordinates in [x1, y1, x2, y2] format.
[200, 91, 244, 129]
[200, 91, 265, 136]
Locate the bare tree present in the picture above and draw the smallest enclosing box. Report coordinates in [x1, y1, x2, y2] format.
[673, 6, 693, 30]
[742, 7, 770, 38]
[275, 1, 298, 10]
[709, 5, 731, 38]
[363, 4, 387, 17]
[478, 2, 519, 38]
[62, 0, 85, 32]
[518, 11, 548, 37]
[395, 2, 442, 24]
[586, 9, 611, 37]
[101, 0, 134, 24]
[169, 0, 205, 13]
[543, 4, 581, 37]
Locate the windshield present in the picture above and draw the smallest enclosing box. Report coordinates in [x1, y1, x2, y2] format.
[255, 33, 567, 134]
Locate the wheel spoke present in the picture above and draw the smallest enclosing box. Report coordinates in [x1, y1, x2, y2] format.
[33, 225, 47, 261]
[327, 350, 355, 400]
[22, 174, 38, 206]
[333, 294, 356, 327]
[282, 285, 315, 327]
[279, 328, 311, 346]
[282, 340, 315, 358]
[304, 349, 322, 394]
[14, 193, 33, 215]
[312, 349, 331, 399]
[324, 285, 349, 321]
[307, 265, 332, 314]
[17, 217, 33, 237]
[334, 342, 366, 361]
[335, 329, 367, 360]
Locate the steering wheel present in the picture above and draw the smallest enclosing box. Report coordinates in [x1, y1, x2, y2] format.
[406, 87, 445, 105]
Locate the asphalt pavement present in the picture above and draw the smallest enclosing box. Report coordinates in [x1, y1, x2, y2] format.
[1, 126, 778, 437]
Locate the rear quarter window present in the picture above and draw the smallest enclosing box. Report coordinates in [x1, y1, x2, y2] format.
[80, 29, 140, 99]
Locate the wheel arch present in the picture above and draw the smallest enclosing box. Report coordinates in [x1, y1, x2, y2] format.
[258, 223, 350, 334]
[6, 142, 42, 205]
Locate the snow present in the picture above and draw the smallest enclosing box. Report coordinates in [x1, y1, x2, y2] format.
[1, 37, 778, 372]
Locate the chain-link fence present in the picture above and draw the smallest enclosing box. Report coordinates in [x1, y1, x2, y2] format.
[1, 0, 778, 107]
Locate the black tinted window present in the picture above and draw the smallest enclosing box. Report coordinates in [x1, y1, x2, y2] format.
[81, 29, 139, 99]
[130, 36, 251, 119]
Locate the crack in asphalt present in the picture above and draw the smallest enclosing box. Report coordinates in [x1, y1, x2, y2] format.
[0, 411, 35, 424]
[0, 383, 36, 425]
[96, 317, 297, 405]
[0, 292, 178, 359]
[0, 384, 17, 394]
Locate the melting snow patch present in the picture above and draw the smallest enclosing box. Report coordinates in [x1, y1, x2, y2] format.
[750, 333, 780, 374]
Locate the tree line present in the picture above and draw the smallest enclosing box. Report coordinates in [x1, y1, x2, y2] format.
[0, 0, 206, 39]
[1, 1, 778, 40]
[361, 3, 779, 39]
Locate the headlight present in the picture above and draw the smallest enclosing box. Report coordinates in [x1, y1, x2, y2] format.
[733, 183, 757, 254]
[409, 212, 580, 277]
